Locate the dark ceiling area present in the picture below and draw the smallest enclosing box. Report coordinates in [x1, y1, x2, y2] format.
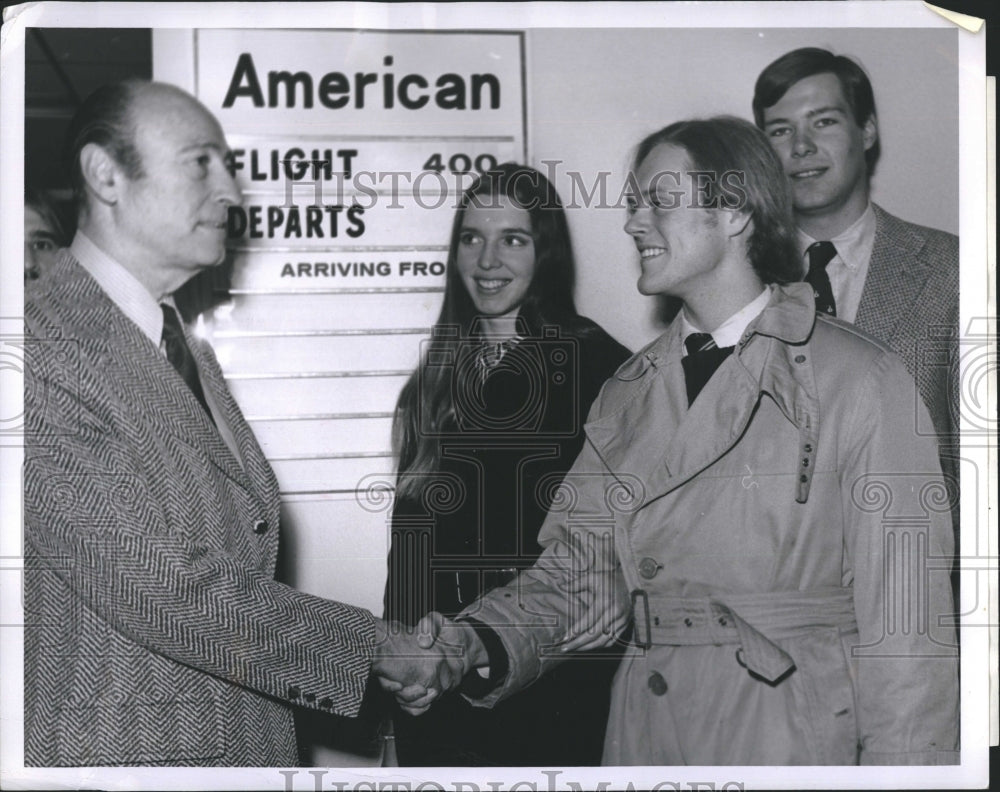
[25, 28, 152, 193]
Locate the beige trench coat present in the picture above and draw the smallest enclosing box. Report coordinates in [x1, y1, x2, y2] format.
[462, 283, 958, 765]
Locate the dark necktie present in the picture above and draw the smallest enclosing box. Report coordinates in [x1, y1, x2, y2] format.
[160, 304, 214, 421]
[805, 241, 837, 317]
[681, 332, 734, 406]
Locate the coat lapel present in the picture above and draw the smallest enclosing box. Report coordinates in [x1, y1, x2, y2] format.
[660, 354, 760, 491]
[855, 204, 931, 344]
[585, 285, 817, 507]
[584, 330, 687, 503]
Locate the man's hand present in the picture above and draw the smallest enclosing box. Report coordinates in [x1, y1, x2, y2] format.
[372, 614, 490, 715]
[371, 618, 466, 715]
[416, 611, 489, 668]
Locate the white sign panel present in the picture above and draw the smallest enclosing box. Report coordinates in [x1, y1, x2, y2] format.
[187, 29, 526, 494]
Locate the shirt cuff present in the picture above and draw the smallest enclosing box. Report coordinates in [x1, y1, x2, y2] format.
[454, 617, 510, 699]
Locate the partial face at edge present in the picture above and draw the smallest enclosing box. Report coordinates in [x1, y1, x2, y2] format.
[24, 206, 63, 279]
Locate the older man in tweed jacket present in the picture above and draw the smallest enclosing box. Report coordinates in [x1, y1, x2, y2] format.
[24, 80, 447, 767]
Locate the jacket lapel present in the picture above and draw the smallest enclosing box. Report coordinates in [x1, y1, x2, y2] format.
[192, 336, 281, 517]
[54, 256, 265, 503]
[855, 204, 931, 343]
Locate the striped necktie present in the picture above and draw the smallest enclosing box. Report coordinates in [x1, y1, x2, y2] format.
[681, 332, 734, 406]
[160, 304, 214, 422]
[806, 241, 837, 317]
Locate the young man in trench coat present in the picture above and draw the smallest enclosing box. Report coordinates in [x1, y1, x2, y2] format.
[393, 116, 959, 765]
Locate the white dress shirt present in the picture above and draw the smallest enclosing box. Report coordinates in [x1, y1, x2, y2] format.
[678, 286, 772, 354]
[796, 203, 877, 324]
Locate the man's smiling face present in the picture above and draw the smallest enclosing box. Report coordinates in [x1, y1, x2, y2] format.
[761, 72, 876, 224]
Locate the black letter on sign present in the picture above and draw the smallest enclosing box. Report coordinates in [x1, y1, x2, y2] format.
[269, 70, 314, 109]
[223, 53, 265, 108]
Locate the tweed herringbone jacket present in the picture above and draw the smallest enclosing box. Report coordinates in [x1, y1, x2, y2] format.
[24, 252, 375, 767]
[856, 205, 959, 482]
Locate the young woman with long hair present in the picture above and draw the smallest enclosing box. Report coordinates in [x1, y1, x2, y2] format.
[384, 163, 629, 766]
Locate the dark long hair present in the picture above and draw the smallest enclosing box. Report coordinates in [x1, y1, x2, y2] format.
[392, 163, 590, 499]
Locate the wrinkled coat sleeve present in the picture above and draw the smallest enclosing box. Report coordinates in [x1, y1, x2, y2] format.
[458, 393, 624, 706]
[25, 334, 377, 717]
[841, 349, 959, 764]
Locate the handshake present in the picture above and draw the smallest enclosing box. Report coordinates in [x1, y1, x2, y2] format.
[372, 612, 486, 715]
[370, 564, 633, 716]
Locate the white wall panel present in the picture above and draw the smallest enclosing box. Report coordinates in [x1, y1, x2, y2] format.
[227, 374, 409, 417]
[250, 416, 393, 458]
[217, 290, 445, 332]
[213, 332, 425, 375]
[269, 456, 395, 496]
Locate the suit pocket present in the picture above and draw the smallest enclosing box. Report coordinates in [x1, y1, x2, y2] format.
[55, 694, 226, 765]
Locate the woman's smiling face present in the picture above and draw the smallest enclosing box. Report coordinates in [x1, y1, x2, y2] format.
[455, 196, 537, 319]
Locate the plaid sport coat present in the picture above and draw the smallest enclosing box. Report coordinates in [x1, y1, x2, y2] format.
[856, 205, 959, 484]
[24, 252, 375, 767]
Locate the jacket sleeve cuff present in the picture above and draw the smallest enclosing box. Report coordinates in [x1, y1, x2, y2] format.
[454, 617, 509, 699]
[860, 749, 960, 765]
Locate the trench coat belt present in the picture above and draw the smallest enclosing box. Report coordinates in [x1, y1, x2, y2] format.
[630, 586, 857, 684]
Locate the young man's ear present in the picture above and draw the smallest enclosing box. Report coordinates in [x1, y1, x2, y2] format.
[78, 143, 123, 206]
[862, 113, 878, 153]
[723, 207, 753, 241]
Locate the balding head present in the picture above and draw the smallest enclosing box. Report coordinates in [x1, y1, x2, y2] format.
[69, 80, 241, 297]
[67, 79, 143, 214]
[67, 81, 224, 214]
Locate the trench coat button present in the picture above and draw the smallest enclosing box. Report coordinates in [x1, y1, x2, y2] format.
[318, 697, 333, 709]
[683, 617, 693, 627]
[794, 354, 806, 364]
[287, 685, 300, 699]
[647, 672, 668, 696]
[253, 519, 269, 535]
[638, 557, 661, 579]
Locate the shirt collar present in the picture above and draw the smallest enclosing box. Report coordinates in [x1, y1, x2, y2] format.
[796, 202, 877, 273]
[70, 230, 165, 346]
[679, 285, 772, 352]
